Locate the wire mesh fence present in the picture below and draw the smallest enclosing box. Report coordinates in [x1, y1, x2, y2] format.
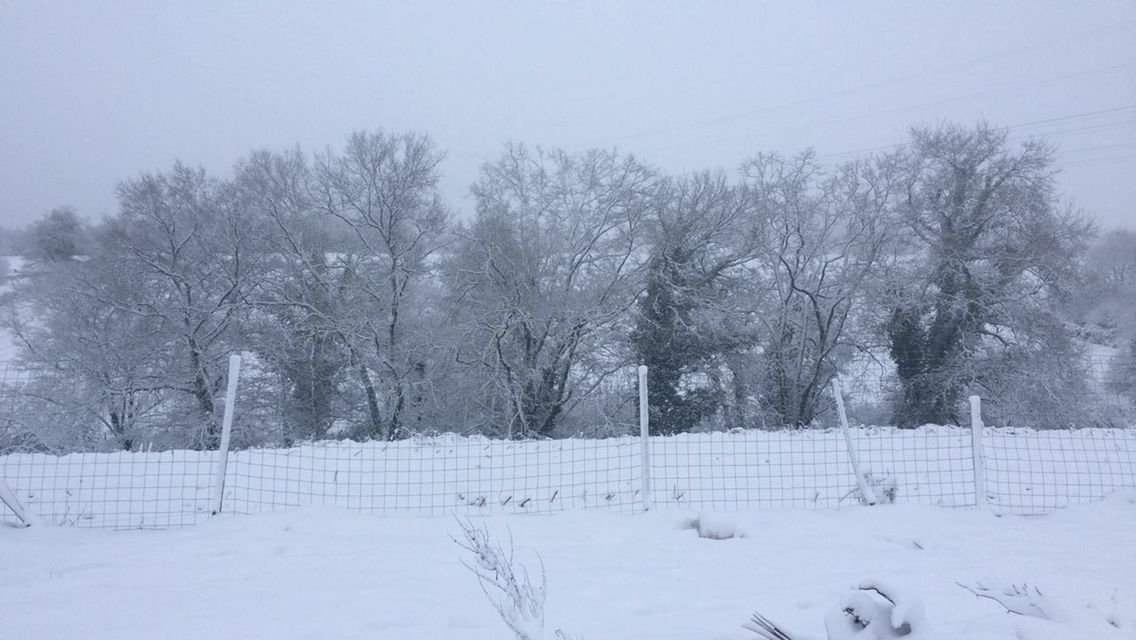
[2, 352, 1135, 528]
[224, 435, 642, 516]
[836, 354, 1136, 428]
[1, 449, 215, 528]
[984, 427, 1136, 513]
[3, 424, 1133, 528]
[642, 426, 979, 510]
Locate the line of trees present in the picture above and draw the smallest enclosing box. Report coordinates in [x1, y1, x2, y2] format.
[2, 122, 1133, 452]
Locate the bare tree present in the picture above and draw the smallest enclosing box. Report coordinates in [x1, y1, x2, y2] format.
[310, 131, 450, 440]
[742, 152, 896, 426]
[1072, 230, 1136, 408]
[450, 144, 653, 438]
[28, 207, 87, 264]
[1069, 229, 1136, 342]
[234, 148, 362, 443]
[1, 255, 168, 450]
[107, 163, 267, 447]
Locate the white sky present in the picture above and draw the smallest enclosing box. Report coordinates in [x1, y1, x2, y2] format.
[1, 1, 1134, 230]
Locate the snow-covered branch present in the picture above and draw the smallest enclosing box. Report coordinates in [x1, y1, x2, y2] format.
[454, 519, 558, 640]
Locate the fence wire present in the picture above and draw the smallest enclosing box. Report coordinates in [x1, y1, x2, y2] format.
[1, 450, 214, 528]
[224, 435, 641, 516]
[646, 427, 978, 510]
[3, 426, 1133, 529]
[984, 428, 1136, 514]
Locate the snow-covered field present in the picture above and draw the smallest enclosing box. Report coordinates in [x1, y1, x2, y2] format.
[2, 497, 1134, 640]
[2, 261, 1134, 640]
[3, 427, 1135, 529]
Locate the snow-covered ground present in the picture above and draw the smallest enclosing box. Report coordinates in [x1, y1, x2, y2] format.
[2, 497, 1134, 640]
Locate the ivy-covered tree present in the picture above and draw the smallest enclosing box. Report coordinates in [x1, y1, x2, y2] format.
[631, 172, 761, 434]
[884, 123, 1092, 426]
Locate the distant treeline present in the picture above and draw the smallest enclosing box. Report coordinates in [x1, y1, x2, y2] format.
[2, 122, 1135, 452]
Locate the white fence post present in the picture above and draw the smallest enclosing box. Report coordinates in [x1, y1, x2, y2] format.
[210, 354, 242, 516]
[638, 364, 652, 511]
[833, 377, 878, 505]
[969, 395, 988, 511]
[0, 474, 40, 527]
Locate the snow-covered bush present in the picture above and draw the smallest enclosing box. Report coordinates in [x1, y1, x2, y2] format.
[454, 519, 577, 640]
[958, 581, 1133, 638]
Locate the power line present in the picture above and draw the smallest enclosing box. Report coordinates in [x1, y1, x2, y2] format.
[1019, 120, 1136, 140]
[814, 106, 1136, 161]
[1008, 105, 1136, 130]
[1061, 154, 1136, 169]
[647, 64, 1136, 156]
[815, 119, 1135, 160]
[1058, 142, 1136, 157]
[651, 108, 1136, 181]
[587, 20, 1136, 146]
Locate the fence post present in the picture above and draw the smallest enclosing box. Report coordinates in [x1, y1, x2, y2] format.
[833, 377, 878, 505]
[638, 364, 652, 511]
[0, 474, 40, 527]
[969, 395, 988, 511]
[210, 354, 242, 516]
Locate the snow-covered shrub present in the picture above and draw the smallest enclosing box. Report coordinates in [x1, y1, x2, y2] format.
[958, 581, 1133, 638]
[454, 519, 577, 640]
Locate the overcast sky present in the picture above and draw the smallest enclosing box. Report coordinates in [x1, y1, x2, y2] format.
[2, 1, 1134, 230]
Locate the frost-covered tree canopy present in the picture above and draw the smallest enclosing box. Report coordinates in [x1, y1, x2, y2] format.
[1, 122, 1126, 452]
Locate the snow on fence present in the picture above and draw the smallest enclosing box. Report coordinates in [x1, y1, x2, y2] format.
[2, 425, 1133, 529]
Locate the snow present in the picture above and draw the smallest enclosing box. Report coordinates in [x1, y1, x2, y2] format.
[2, 497, 1134, 640]
[859, 579, 925, 632]
[692, 511, 741, 540]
